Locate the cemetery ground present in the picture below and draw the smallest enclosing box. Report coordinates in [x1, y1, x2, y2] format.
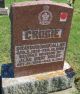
[0, 0, 80, 94]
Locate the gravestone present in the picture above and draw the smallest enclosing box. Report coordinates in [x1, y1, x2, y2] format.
[0, 76, 2, 93]
[0, 0, 5, 8]
[0, 0, 8, 15]
[10, 0, 73, 77]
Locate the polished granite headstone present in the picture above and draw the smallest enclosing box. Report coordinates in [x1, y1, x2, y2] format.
[0, 0, 5, 8]
[10, 0, 73, 77]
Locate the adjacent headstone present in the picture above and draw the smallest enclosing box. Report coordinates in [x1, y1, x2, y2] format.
[0, 0, 5, 8]
[0, 0, 8, 15]
[10, 1, 73, 77]
[0, 76, 2, 94]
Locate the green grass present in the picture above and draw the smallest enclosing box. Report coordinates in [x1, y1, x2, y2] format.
[0, 0, 80, 75]
[66, 0, 80, 74]
[0, 16, 11, 65]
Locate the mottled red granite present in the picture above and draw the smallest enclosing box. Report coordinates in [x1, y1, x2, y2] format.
[10, 0, 73, 77]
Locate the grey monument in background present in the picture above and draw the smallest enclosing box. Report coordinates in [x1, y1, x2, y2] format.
[0, 0, 8, 15]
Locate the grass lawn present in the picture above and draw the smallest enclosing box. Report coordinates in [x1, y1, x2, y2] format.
[0, 0, 80, 76]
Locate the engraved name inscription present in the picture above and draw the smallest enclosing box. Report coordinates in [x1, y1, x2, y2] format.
[22, 29, 63, 40]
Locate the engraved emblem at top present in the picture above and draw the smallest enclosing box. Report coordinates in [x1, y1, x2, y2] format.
[38, 5, 53, 25]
